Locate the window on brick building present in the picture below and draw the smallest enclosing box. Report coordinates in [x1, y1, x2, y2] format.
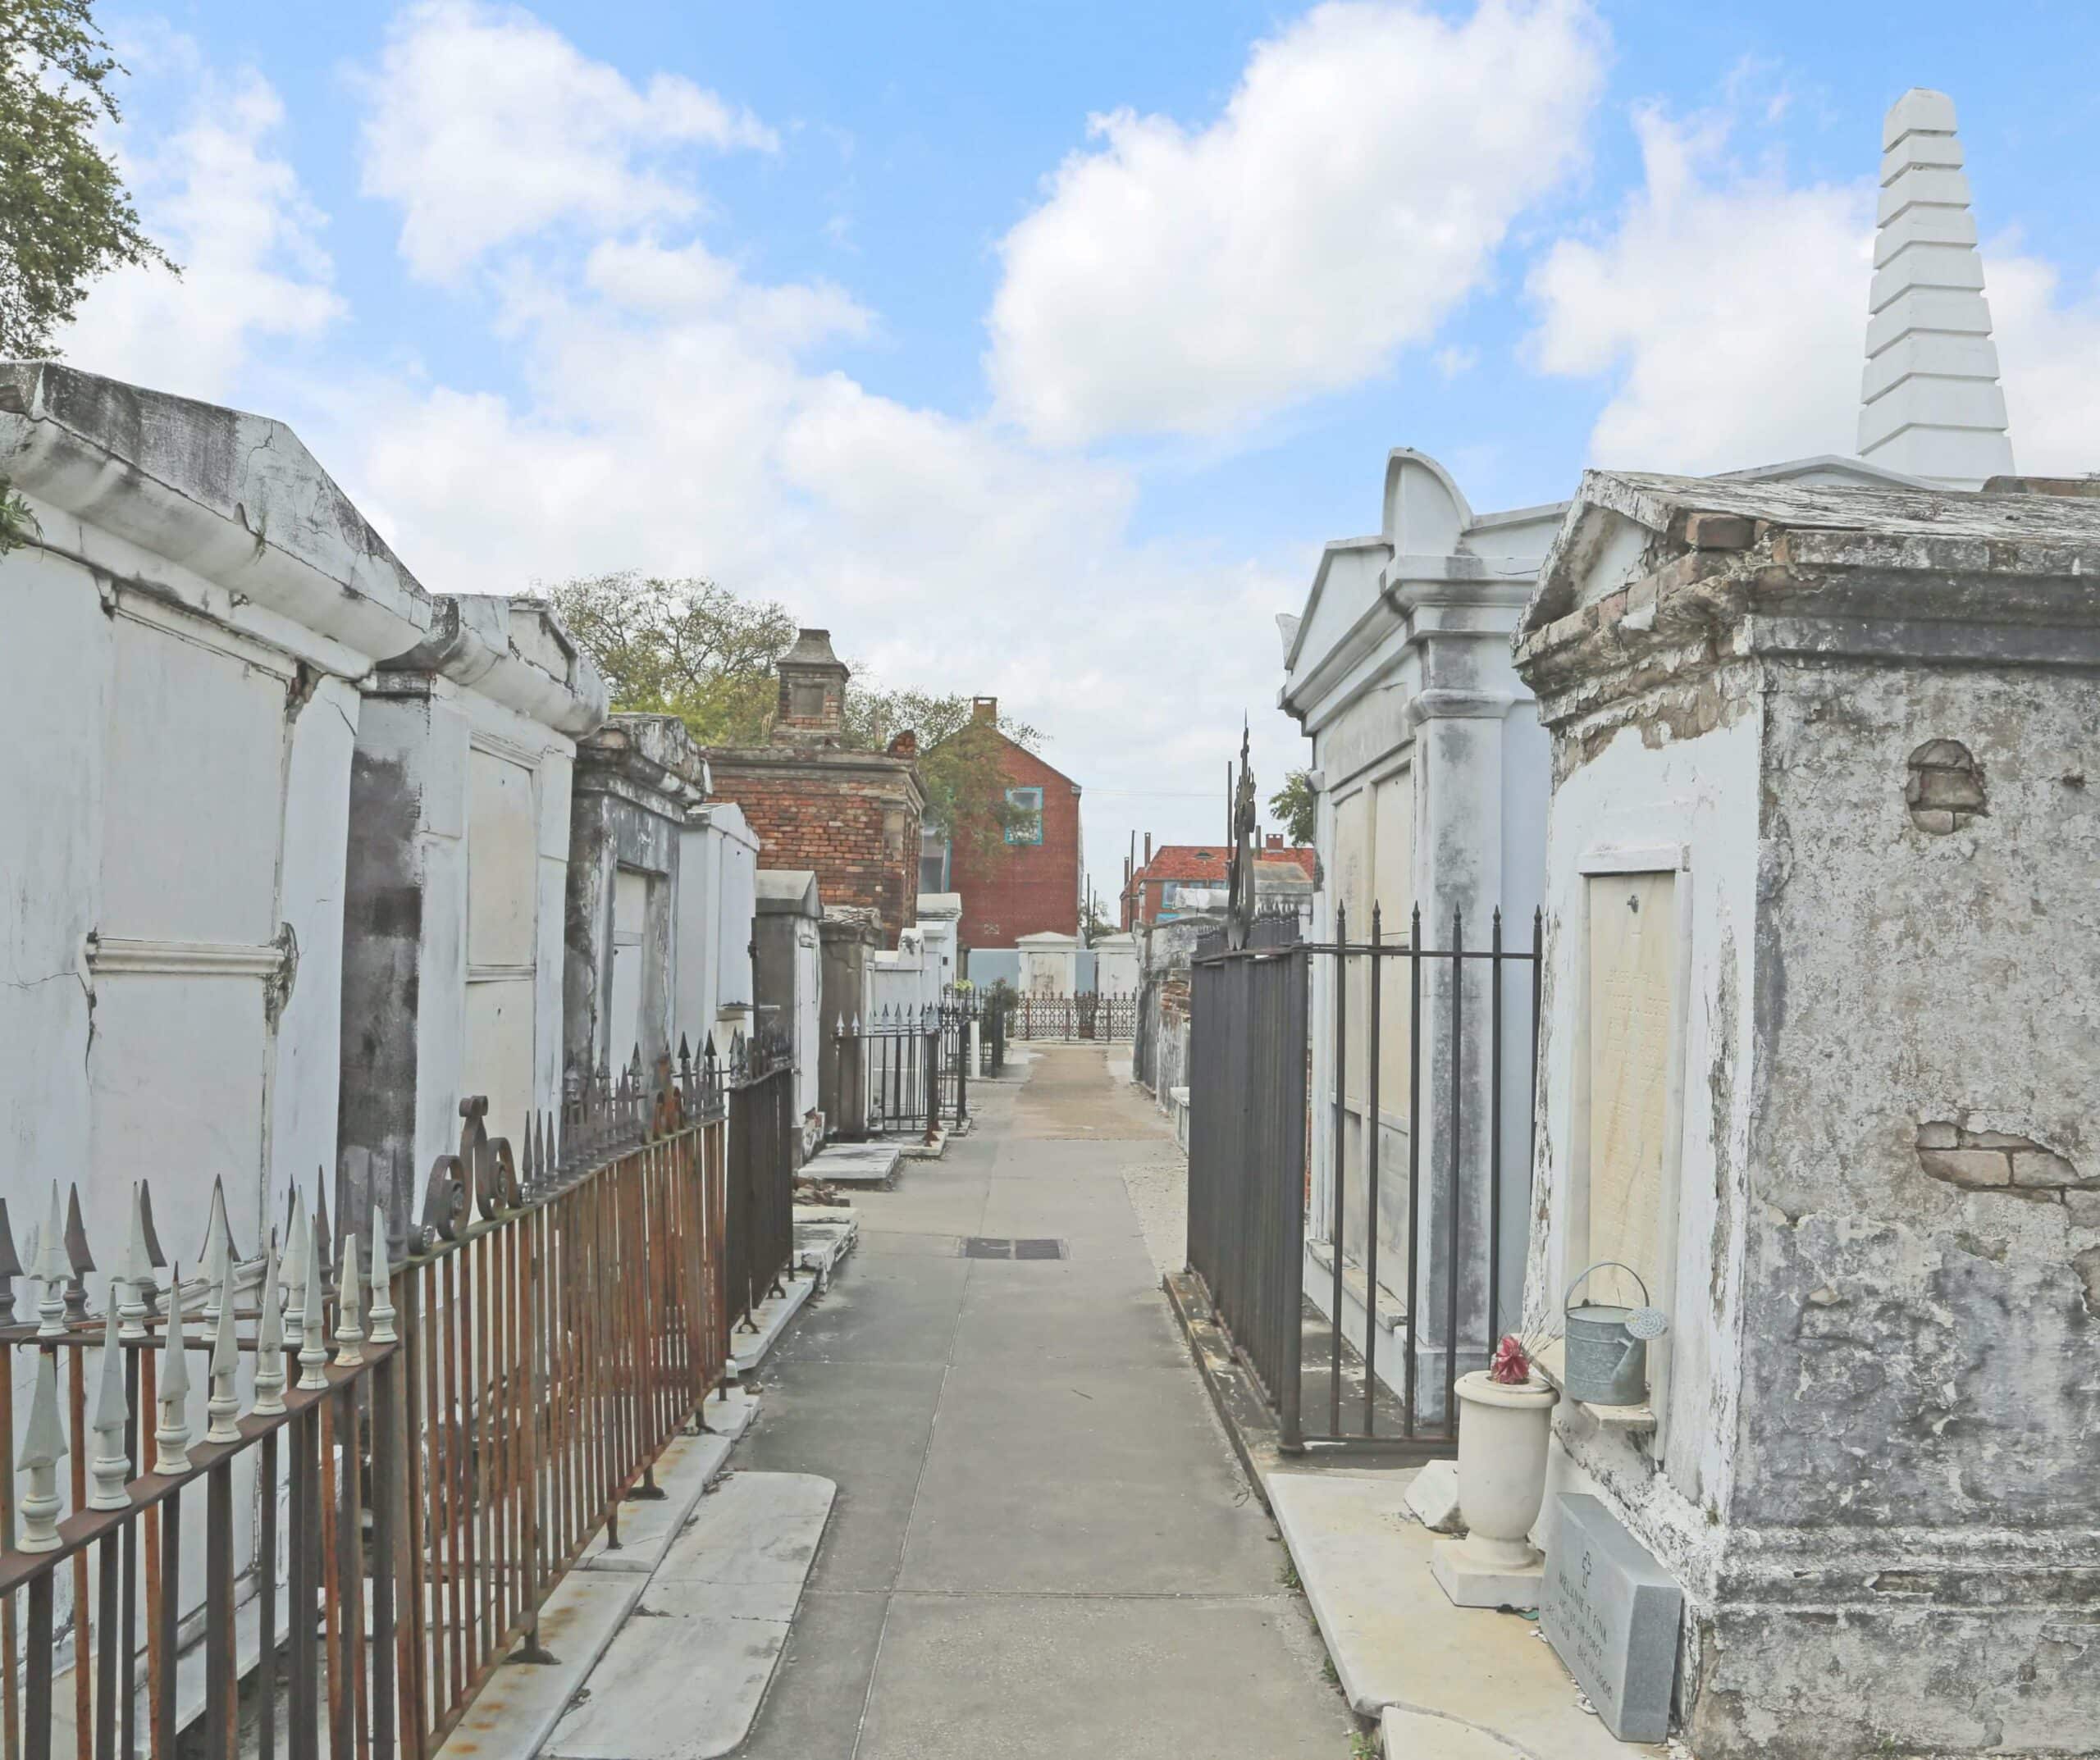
[920, 823, 951, 892]
[1004, 786, 1043, 846]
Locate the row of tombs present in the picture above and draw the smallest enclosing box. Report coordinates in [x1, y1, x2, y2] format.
[1255, 89, 2098, 1760]
[1, 358, 988, 1356]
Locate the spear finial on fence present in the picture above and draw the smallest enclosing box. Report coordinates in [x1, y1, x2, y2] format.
[200, 1176, 232, 1325]
[313, 1175, 333, 1282]
[19, 1349, 67, 1551]
[253, 1239, 287, 1417]
[206, 1277, 241, 1443]
[90, 1288, 131, 1510]
[154, 1264, 193, 1475]
[118, 1183, 155, 1339]
[297, 1220, 329, 1392]
[0, 1195, 23, 1326]
[283, 1186, 309, 1352]
[334, 1231, 364, 1369]
[63, 1183, 94, 1324]
[368, 1206, 398, 1345]
[33, 1180, 70, 1338]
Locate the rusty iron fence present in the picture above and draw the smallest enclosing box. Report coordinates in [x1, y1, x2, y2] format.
[1007, 992, 1135, 1042]
[0, 1049, 729, 1760]
[1187, 904, 1541, 1458]
[834, 997, 975, 1140]
[724, 1028, 797, 1334]
[980, 992, 1007, 1078]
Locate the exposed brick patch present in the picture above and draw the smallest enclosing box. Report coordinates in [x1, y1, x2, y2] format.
[1916, 1122, 2092, 1198]
[1905, 739, 1987, 834]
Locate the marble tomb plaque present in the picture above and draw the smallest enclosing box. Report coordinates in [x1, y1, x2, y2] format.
[1586, 871, 1678, 1282]
[1541, 1493, 1682, 1743]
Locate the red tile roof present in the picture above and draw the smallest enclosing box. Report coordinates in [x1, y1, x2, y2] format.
[1137, 843, 1316, 883]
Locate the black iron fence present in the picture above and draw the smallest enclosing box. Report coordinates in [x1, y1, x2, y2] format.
[1186, 903, 1541, 1457]
[724, 1029, 797, 1333]
[835, 995, 975, 1140]
[1186, 912, 1308, 1443]
[982, 993, 1007, 1077]
[1007, 992, 1136, 1041]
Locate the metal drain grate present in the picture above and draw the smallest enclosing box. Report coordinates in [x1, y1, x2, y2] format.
[961, 1237, 1067, 1261]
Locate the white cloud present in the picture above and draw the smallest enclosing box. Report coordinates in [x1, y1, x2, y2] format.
[358, 0, 777, 282]
[1988, 249, 2100, 478]
[58, 7, 1315, 907]
[59, 68, 345, 402]
[1527, 106, 1871, 473]
[1526, 104, 2100, 481]
[986, 0, 1605, 447]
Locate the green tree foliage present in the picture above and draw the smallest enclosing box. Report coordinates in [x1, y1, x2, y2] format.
[1269, 768, 1318, 846]
[547, 572, 797, 745]
[842, 686, 1043, 865]
[547, 572, 1045, 864]
[0, 1, 176, 360]
[0, 1, 176, 554]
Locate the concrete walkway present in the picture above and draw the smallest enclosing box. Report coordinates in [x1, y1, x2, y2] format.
[734, 1046, 1352, 1758]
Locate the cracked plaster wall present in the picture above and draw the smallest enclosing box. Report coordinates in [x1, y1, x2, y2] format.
[1525, 643, 2100, 1758]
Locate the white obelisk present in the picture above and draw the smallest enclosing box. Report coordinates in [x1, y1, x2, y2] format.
[1860, 89, 2015, 488]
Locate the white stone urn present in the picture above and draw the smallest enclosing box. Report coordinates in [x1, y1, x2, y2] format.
[1431, 1370, 1559, 1606]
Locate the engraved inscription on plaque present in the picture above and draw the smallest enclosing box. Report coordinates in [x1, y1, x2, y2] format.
[1542, 1493, 1683, 1743]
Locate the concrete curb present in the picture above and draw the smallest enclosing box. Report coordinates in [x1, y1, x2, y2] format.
[1162, 1270, 1285, 1512]
[730, 1272, 816, 1375]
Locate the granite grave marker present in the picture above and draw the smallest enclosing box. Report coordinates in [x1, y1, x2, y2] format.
[1541, 1492, 1682, 1743]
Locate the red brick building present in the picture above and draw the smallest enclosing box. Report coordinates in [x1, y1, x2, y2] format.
[936, 699, 1083, 949]
[705, 630, 926, 946]
[1123, 837, 1317, 927]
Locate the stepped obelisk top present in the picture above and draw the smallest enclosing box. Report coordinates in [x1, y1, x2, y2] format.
[1859, 89, 2015, 489]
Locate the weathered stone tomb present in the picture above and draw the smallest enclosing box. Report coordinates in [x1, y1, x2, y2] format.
[1513, 469, 2100, 1757]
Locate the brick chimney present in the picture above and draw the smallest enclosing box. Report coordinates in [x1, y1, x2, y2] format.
[970, 695, 998, 726]
[1266, 833, 1283, 850]
[772, 628, 850, 746]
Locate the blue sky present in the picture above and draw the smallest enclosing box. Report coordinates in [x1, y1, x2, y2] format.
[69, 1, 2100, 911]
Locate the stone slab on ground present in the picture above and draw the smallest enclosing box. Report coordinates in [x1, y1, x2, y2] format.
[801, 1141, 900, 1186]
[436, 1571, 646, 1760]
[1379, 1705, 1534, 1758]
[545, 1473, 838, 1760]
[577, 1387, 759, 1574]
[792, 1206, 858, 1289]
[1265, 1470, 1666, 1760]
[729, 1270, 816, 1375]
[1404, 1457, 1464, 1534]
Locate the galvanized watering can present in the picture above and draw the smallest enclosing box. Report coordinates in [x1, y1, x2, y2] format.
[1562, 1262, 1669, 1407]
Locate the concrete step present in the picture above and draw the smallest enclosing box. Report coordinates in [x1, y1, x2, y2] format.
[1380, 1704, 1531, 1758]
[793, 1205, 859, 1290]
[577, 1388, 760, 1575]
[801, 1142, 900, 1186]
[436, 1394, 762, 1760]
[543, 1472, 838, 1760]
[1265, 1470, 1664, 1760]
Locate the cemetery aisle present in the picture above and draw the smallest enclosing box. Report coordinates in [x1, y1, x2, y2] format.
[734, 1046, 1352, 1758]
